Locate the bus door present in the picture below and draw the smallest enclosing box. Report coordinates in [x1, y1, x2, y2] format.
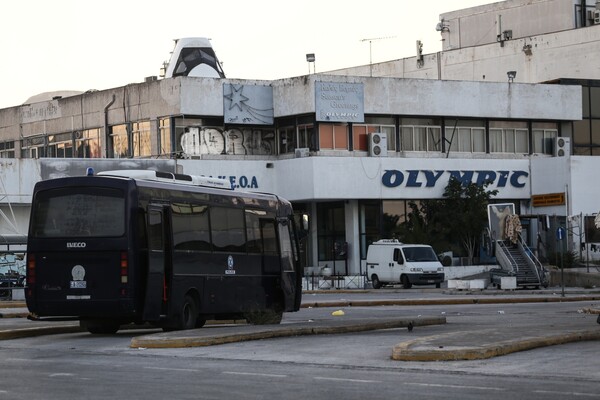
[143, 205, 170, 321]
[278, 219, 298, 311]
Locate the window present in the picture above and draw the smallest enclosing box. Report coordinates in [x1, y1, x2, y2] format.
[319, 123, 348, 150]
[76, 128, 102, 158]
[353, 119, 396, 151]
[110, 124, 129, 158]
[445, 120, 485, 153]
[21, 136, 46, 159]
[47, 133, 73, 158]
[532, 122, 558, 154]
[317, 202, 345, 261]
[278, 126, 296, 154]
[31, 188, 125, 238]
[171, 203, 211, 251]
[210, 207, 245, 253]
[359, 201, 380, 259]
[399, 118, 441, 152]
[132, 121, 151, 157]
[490, 121, 530, 154]
[159, 118, 172, 157]
[298, 123, 315, 150]
[0, 141, 15, 158]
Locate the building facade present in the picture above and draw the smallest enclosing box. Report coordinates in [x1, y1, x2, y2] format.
[1, 0, 599, 275]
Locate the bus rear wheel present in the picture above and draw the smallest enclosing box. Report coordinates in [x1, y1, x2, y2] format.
[164, 294, 198, 331]
[80, 319, 120, 334]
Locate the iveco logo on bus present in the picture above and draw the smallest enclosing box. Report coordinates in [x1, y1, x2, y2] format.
[67, 242, 87, 248]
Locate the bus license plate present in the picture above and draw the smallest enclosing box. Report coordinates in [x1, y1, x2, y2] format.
[70, 281, 87, 289]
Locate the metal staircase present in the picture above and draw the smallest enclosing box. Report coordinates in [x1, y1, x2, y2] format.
[491, 235, 548, 288]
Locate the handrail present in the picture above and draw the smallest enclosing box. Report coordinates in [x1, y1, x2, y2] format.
[516, 233, 545, 285]
[495, 240, 519, 274]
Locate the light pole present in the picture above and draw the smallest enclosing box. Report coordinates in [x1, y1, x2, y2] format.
[306, 53, 315, 74]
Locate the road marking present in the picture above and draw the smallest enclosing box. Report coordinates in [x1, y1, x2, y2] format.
[405, 382, 504, 391]
[534, 390, 600, 398]
[223, 371, 287, 378]
[144, 367, 199, 373]
[314, 377, 381, 384]
[49, 373, 74, 377]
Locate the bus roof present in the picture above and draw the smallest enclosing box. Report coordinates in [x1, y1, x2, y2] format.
[97, 170, 233, 190]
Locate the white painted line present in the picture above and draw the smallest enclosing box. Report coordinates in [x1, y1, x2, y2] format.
[144, 366, 200, 373]
[313, 376, 381, 384]
[49, 373, 74, 377]
[222, 371, 287, 378]
[405, 382, 504, 391]
[534, 390, 600, 398]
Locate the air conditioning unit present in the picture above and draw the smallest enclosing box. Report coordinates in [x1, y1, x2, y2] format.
[595, 10, 600, 24]
[368, 132, 388, 157]
[554, 137, 570, 157]
[294, 148, 310, 158]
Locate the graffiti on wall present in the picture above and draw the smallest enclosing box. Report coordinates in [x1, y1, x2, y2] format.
[180, 127, 275, 157]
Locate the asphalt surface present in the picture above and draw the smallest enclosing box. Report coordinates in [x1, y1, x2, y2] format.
[3, 287, 600, 361]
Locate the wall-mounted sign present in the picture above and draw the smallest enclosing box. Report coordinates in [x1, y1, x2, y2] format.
[223, 84, 274, 125]
[531, 192, 565, 207]
[21, 100, 61, 123]
[315, 81, 364, 123]
[381, 169, 529, 189]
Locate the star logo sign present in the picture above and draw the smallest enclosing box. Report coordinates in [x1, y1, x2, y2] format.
[224, 85, 249, 112]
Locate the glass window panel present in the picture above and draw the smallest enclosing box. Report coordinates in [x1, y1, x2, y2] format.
[319, 124, 334, 149]
[583, 86, 590, 118]
[515, 129, 528, 153]
[334, 124, 348, 149]
[591, 87, 600, 118]
[210, 207, 245, 253]
[353, 125, 368, 151]
[401, 127, 413, 151]
[472, 128, 485, 152]
[427, 127, 441, 151]
[573, 120, 591, 145]
[458, 128, 471, 152]
[415, 127, 427, 151]
[382, 126, 396, 151]
[489, 129, 503, 152]
[505, 129, 515, 153]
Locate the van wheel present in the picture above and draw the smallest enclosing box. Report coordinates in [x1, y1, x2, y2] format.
[401, 275, 412, 289]
[371, 275, 382, 289]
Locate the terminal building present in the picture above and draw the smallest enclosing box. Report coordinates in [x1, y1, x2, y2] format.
[0, 0, 599, 278]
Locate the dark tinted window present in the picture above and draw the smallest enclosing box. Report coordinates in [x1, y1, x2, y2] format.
[32, 188, 125, 238]
[210, 207, 245, 252]
[171, 203, 210, 251]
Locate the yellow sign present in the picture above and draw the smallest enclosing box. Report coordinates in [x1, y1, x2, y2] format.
[531, 193, 565, 207]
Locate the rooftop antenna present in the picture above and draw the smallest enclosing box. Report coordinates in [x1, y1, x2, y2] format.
[360, 36, 397, 77]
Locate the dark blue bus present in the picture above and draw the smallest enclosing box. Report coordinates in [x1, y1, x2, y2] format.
[25, 170, 303, 334]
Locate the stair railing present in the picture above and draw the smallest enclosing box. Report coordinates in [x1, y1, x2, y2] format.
[516, 233, 545, 285]
[495, 240, 519, 274]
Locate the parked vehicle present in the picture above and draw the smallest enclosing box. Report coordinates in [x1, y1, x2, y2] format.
[366, 239, 445, 289]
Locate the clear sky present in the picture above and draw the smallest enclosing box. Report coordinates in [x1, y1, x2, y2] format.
[0, 0, 493, 110]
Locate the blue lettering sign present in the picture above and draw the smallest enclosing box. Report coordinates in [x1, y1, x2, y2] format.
[381, 170, 529, 189]
[382, 170, 404, 187]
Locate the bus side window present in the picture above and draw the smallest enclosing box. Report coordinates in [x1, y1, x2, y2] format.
[148, 210, 163, 251]
[393, 248, 404, 264]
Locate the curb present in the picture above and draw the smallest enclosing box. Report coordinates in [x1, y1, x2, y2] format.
[130, 317, 446, 349]
[392, 329, 600, 361]
[302, 295, 600, 309]
[0, 325, 82, 340]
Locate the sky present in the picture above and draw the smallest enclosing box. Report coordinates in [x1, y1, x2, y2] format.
[0, 0, 493, 110]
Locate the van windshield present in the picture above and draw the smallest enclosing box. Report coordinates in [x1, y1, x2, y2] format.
[403, 247, 438, 262]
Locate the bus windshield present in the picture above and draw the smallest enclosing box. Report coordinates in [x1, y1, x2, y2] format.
[31, 188, 125, 238]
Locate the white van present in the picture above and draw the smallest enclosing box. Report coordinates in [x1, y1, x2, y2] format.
[366, 239, 445, 289]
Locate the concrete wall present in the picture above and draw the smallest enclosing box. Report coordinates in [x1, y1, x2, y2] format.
[550, 269, 600, 287]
